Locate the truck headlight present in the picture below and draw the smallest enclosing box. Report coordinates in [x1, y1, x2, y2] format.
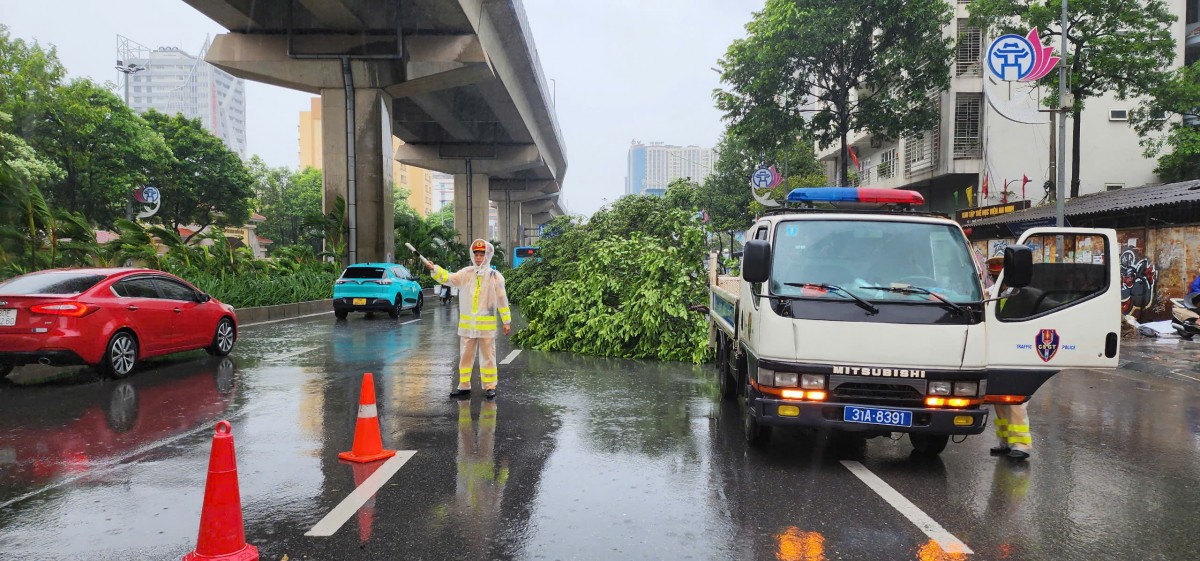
[929, 381, 951, 396]
[757, 368, 775, 386]
[774, 372, 799, 387]
[953, 381, 979, 397]
[801, 374, 825, 390]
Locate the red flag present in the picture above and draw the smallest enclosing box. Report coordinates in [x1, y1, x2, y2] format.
[1021, 175, 1031, 200]
[982, 174, 989, 200]
[848, 146, 861, 170]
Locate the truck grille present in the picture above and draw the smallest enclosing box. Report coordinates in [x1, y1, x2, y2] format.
[831, 382, 924, 406]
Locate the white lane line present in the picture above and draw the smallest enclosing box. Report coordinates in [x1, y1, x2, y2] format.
[500, 349, 522, 365]
[267, 345, 321, 362]
[1170, 370, 1200, 383]
[241, 310, 332, 327]
[400, 319, 422, 325]
[305, 451, 417, 537]
[0, 411, 249, 510]
[840, 460, 973, 555]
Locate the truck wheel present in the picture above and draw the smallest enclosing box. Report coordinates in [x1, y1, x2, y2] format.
[744, 404, 772, 447]
[718, 336, 736, 401]
[909, 433, 949, 456]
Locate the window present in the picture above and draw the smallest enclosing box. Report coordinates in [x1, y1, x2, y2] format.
[1105, 183, 1124, 191]
[954, 93, 983, 159]
[997, 233, 1109, 320]
[956, 20, 982, 76]
[0, 272, 106, 295]
[393, 266, 413, 280]
[341, 267, 386, 280]
[754, 225, 769, 241]
[113, 278, 160, 299]
[1109, 109, 1129, 121]
[155, 278, 198, 301]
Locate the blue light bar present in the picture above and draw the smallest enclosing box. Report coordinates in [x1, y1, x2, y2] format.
[786, 187, 925, 205]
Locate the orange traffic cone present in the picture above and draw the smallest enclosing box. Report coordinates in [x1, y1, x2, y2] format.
[183, 421, 259, 561]
[339, 373, 397, 463]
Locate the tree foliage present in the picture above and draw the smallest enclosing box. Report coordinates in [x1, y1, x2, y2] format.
[509, 195, 711, 363]
[716, 0, 954, 185]
[970, 0, 1176, 197]
[251, 159, 324, 248]
[1130, 62, 1200, 182]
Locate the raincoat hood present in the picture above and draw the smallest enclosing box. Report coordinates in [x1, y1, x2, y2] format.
[470, 239, 494, 271]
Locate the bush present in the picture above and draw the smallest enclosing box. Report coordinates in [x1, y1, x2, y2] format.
[183, 269, 336, 309]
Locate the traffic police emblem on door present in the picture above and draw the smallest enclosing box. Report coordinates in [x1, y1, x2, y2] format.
[1036, 329, 1060, 362]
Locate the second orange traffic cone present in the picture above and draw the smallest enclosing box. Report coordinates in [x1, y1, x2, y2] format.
[339, 373, 396, 463]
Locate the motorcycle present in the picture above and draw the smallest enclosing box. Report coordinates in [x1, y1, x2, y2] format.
[1170, 292, 1200, 340]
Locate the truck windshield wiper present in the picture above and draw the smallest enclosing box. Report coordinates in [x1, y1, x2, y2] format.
[783, 282, 879, 315]
[859, 285, 968, 316]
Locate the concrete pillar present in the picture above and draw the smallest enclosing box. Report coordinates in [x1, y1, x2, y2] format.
[494, 193, 520, 263]
[453, 172, 490, 245]
[320, 88, 395, 265]
[520, 206, 536, 246]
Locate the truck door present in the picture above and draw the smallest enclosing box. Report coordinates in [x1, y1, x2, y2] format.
[985, 227, 1121, 372]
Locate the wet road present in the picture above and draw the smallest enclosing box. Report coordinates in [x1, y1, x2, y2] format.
[1, 303, 1199, 560]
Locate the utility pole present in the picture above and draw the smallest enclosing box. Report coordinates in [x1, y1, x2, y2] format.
[1056, 0, 1068, 228]
[1048, 115, 1056, 201]
[115, 60, 145, 222]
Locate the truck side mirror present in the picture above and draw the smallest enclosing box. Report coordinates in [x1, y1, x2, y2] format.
[1003, 244, 1033, 288]
[742, 240, 772, 283]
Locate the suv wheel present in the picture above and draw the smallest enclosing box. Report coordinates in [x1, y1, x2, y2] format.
[389, 297, 402, 319]
[412, 295, 423, 316]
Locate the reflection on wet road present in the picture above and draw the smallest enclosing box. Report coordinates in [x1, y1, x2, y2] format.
[1, 306, 1198, 560]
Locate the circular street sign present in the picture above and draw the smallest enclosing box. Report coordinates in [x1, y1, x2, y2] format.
[141, 186, 161, 204]
[751, 168, 776, 189]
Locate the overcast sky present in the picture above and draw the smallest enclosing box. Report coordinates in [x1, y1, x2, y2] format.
[0, 0, 760, 216]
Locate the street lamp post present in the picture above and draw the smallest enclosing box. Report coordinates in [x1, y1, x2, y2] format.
[115, 60, 145, 221]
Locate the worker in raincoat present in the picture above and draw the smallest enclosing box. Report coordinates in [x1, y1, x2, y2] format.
[423, 239, 512, 399]
[980, 253, 1033, 461]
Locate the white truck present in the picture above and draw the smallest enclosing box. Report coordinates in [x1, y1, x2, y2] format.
[709, 188, 1121, 454]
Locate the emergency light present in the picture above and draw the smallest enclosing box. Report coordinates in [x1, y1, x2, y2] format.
[786, 187, 925, 205]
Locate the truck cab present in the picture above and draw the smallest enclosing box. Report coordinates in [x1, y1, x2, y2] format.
[710, 188, 1121, 455]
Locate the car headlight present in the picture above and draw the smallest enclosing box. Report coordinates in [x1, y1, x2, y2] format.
[929, 381, 951, 396]
[757, 368, 775, 386]
[953, 381, 979, 397]
[774, 372, 799, 387]
[801, 374, 826, 390]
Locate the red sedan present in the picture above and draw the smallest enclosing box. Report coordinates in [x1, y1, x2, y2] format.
[0, 268, 238, 379]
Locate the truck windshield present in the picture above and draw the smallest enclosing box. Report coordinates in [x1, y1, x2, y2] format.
[769, 219, 982, 303]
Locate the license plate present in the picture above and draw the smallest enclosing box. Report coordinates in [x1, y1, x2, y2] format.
[352, 298, 367, 306]
[843, 406, 912, 427]
[0, 309, 15, 326]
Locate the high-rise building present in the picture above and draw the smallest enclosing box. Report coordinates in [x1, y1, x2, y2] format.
[118, 35, 247, 158]
[298, 98, 322, 170]
[432, 172, 455, 212]
[626, 141, 716, 196]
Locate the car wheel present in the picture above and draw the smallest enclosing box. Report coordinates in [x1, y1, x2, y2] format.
[412, 295, 423, 316]
[335, 309, 348, 319]
[208, 318, 236, 356]
[909, 433, 949, 456]
[389, 297, 402, 319]
[102, 331, 139, 379]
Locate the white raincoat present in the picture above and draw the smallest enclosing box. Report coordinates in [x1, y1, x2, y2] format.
[431, 240, 511, 391]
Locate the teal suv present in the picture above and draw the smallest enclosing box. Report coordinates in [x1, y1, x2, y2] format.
[333, 263, 423, 319]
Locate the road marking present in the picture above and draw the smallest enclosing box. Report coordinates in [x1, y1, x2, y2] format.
[841, 460, 973, 555]
[1170, 370, 1200, 382]
[400, 319, 422, 325]
[241, 310, 332, 327]
[305, 451, 417, 537]
[267, 345, 321, 362]
[0, 410, 250, 510]
[500, 349, 521, 365]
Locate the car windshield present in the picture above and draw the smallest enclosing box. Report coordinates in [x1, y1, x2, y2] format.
[769, 219, 982, 303]
[341, 267, 386, 280]
[0, 272, 107, 295]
